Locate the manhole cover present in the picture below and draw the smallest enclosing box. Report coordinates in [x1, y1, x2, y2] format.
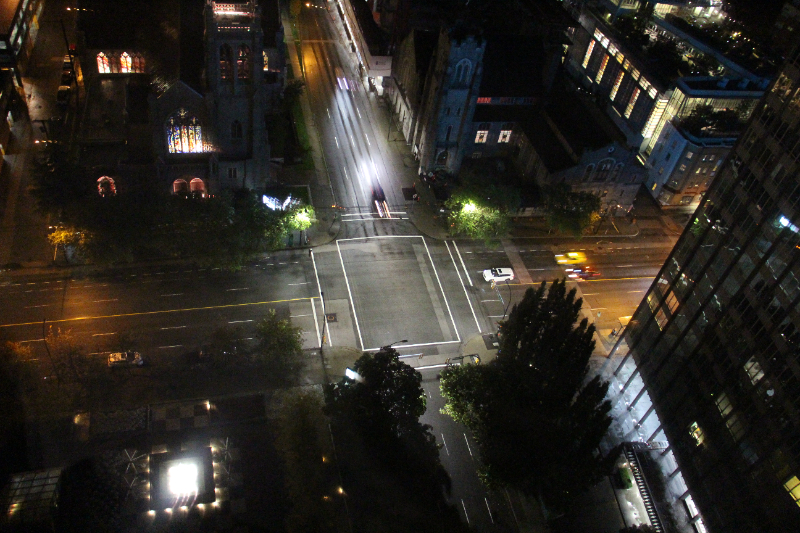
[326, 313, 337, 323]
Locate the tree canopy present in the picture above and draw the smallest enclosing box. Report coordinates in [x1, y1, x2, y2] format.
[444, 173, 520, 240]
[325, 347, 426, 442]
[541, 183, 601, 236]
[252, 309, 305, 380]
[33, 157, 306, 269]
[440, 279, 617, 509]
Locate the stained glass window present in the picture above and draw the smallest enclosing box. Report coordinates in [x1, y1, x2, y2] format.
[120, 52, 132, 73]
[133, 53, 145, 73]
[97, 52, 110, 74]
[166, 109, 204, 154]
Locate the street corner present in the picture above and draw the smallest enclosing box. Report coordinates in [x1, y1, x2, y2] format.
[459, 332, 500, 365]
[320, 345, 363, 383]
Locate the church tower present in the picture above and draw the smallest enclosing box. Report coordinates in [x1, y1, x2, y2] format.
[205, 0, 269, 190]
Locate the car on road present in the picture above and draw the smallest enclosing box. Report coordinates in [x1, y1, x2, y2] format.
[567, 266, 600, 280]
[108, 351, 144, 368]
[555, 251, 587, 265]
[335, 66, 348, 90]
[56, 86, 71, 107]
[373, 185, 391, 218]
[483, 267, 515, 282]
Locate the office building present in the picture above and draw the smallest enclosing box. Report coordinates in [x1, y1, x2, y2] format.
[607, 42, 800, 532]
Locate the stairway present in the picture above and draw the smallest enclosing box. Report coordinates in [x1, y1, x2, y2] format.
[625, 446, 664, 532]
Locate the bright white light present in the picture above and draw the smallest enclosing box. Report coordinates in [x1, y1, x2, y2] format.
[779, 215, 800, 233]
[168, 463, 198, 495]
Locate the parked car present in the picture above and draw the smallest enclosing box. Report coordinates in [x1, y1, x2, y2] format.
[56, 86, 71, 107]
[60, 71, 74, 86]
[108, 351, 144, 368]
[62, 54, 73, 72]
[482, 267, 515, 282]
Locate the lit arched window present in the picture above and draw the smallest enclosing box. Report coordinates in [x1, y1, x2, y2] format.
[97, 52, 110, 74]
[231, 120, 243, 139]
[237, 45, 251, 80]
[220, 45, 232, 80]
[97, 176, 116, 197]
[189, 178, 206, 196]
[120, 52, 132, 73]
[166, 109, 204, 154]
[173, 179, 189, 194]
[132, 53, 145, 73]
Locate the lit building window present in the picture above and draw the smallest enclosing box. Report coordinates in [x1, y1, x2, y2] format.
[475, 123, 490, 143]
[624, 87, 640, 118]
[166, 109, 204, 154]
[97, 52, 110, 74]
[784, 476, 800, 507]
[133, 53, 145, 73]
[595, 54, 609, 84]
[237, 45, 251, 80]
[220, 45, 232, 80]
[498, 129, 512, 143]
[689, 421, 705, 446]
[610, 71, 624, 101]
[263, 50, 268, 71]
[582, 40, 595, 69]
[642, 97, 668, 139]
[173, 179, 189, 194]
[189, 178, 206, 196]
[97, 176, 116, 197]
[120, 52, 132, 73]
[477, 97, 491, 104]
[744, 357, 765, 385]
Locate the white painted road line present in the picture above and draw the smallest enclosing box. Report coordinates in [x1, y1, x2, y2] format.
[24, 304, 49, 308]
[461, 500, 470, 525]
[311, 297, 321, 347]
[453, 241, 473, 286]
[226, 288, 250, 292]
[228, 320, 253, 324]
[485, 498, 494, 523]
[288, 282, 309, 285]
[92, 332, 117, 337]
[422, 237, 460, 342]
[310, 250, 332, 347]
[290, 314, 312, 318]
[464, 434, 474, 457]
[19, 339, 44, 343]
[93, 299, 118, 303]
[441, 434, 450, 456]
[446, 241, 481, 333]
[160, 326, 187, 330]
[161, 293, 183, 297]
[158, 345, 183, 349]
[337, 241, 364, 350]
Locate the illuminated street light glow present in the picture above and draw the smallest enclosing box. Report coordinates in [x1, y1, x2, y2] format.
[462, 202, 478, 213]
[168, 463, 199, 495]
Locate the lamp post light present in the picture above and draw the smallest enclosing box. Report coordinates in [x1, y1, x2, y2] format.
[381, 339, 408, 351]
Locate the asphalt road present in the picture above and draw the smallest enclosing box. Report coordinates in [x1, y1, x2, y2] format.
[0, 2, 680, 531]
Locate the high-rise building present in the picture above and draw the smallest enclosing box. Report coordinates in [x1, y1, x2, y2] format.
[607, 43, 800, 532]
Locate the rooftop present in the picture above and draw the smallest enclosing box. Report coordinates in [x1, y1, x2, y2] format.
[479, 36, 545, 98]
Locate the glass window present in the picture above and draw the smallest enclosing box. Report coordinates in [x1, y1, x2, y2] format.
[120, 52, 132, 73]
[97, 52, 110, 74]
[475, 123, 490, 144]
[624, 88, 640, 118]
[166, 109, 204, 154]
[237, 45, 251, 80]
[220, 45, 232, 80]
[498, 130, 512, 143]
[686, 152, 694, 159]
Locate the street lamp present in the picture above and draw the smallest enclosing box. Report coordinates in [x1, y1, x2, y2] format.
[381, 339, 408, 351]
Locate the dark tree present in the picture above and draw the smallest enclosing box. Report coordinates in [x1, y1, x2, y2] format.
[440, 279, 618, 509]
[252, 309, 304, 381]
[325, 347, 426, 442]
[541, 183, 601, 236]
